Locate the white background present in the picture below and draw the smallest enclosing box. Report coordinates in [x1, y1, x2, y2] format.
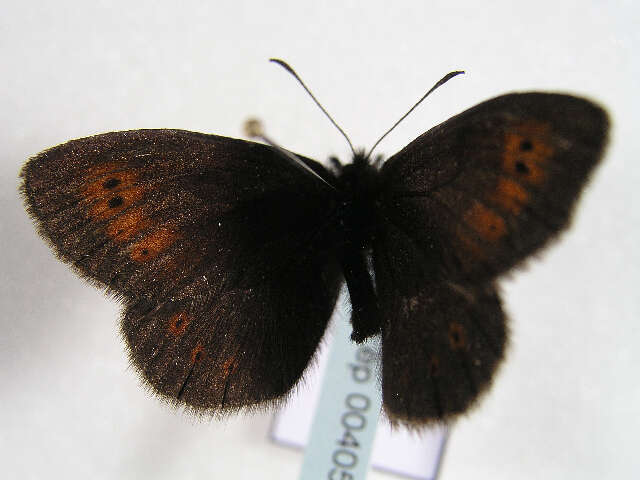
[1, 2, 638, 479]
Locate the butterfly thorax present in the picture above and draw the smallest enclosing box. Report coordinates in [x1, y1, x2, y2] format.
[333, 152, 382, 250]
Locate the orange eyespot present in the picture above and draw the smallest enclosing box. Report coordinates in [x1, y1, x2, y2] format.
[130, 228, 179, 262]
[462, 201, 507, 243]
[448, 322, 467, 350]
[190, 343, 205, 364]
[168, 312, 191, 336]
[502, 121, 554, 186]
[88, 185, 145, 219]
[83, 165, 140, 200]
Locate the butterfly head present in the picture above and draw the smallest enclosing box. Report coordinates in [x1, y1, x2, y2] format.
[329, 149, 383, 173]
[330, 150, 382, 195]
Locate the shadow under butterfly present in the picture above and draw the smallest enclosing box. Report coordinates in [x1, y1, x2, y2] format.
[19, 59, 608, 427]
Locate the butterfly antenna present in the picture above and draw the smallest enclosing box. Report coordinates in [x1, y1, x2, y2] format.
[365, 70, 465, 160]
[244, 118, 336, 190]
[270, 58, 357, 158]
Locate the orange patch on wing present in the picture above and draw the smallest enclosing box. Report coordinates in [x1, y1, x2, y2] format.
[489, 177, 529, 214]
[88, 185, 145, 220]
[190, 343, 205, 364]
[83, 168, 140, 201]
[168, 312, 191, 336]
[502, 121, 554, 186]
[105, 207, 151, 242]
[130, 227, 179, 262]
[463, 201, 507, 243]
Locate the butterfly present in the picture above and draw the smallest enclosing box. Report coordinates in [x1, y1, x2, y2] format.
[19, 62, 608, 427]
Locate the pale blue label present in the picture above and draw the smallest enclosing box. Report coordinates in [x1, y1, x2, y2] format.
[298, 306, 382, 480]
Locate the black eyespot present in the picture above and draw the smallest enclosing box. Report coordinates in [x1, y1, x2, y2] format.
[515, 161, 529, 174]
[108, 196, 124, 208]
[141, 248, 149, 256]
[519, 139, 533, 151]
[103, 177, 121, 189]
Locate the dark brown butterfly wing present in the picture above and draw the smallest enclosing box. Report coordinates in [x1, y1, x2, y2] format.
[375, 93, 608, 424]
[373, 224, 507, 424]
[21, 129, 341, 412]
[379, 93, 609, 281]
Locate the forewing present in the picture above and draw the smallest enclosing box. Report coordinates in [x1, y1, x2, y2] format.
[379, 93, 609, 281]
[21, 129, 334, 299]
[21, 129, 341, 411]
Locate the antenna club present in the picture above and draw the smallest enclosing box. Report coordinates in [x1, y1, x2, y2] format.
[269, 57, 357, 157]
[365, 69, 465, 159]
[269, 58, 295, 74]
